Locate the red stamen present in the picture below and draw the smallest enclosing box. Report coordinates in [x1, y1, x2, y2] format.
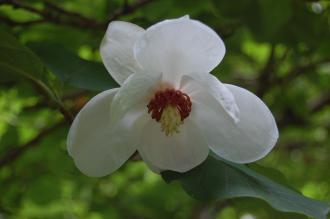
[147, 89, 192, 122]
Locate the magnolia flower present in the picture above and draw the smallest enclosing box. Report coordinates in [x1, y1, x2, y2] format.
[67, 16, 279, 176]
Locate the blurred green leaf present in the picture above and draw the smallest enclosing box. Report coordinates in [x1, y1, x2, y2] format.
[25, 176, 61, 204]
[29, 42, 118, 91]
[0, 29, 57, 100]
[213, 0, 293, 42]
[162, 153, 330, 219]
[256, 0, 292, 40]
[0, 124, 19, 150]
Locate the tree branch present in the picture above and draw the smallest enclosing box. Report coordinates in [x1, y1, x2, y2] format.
[0, 0, 102, 28]
[0, 120, 66, 169]
[188, 200, 231, 219]
[0, 14, 45, 26]
[0, 0, 155, 29]
[0, 0, 42, 14]
[310, 94, 330, 113]
[277, 92, 330, 129]
[42, 0, 96, 22]
[275, 58, 330, 86]
[106, 0, 155, 23]
[256, 44, 277, 97]
[28, 78, 74, 124]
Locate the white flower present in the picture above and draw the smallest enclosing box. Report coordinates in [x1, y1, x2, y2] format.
[67, 16, 279, 176]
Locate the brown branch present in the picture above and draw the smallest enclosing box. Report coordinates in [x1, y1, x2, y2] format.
[277, 107, 307, 129]
[58, 102, 74, 123]
[188, 200, 231, 219]
[24, 90, 88, 113]
[278, 140, 307, 151]
[189, 203, 212, 219]
[0, 15, 45, 26]
[275, 58, 330, 86]
[0, 0, 155, 29]
[253, 54, 330, 129]
[28, 78, 74, 124]
[0, 120, 66, 169]
[273, 58, 330, 128]
[216, 21, 241, 39]
[241, 57, 330, 101]
[310, 94, 330, 113]
[106, 0, 155, 23]
[0, 0, 43, 14]
[42, 0, 95, 22]
[0, 0, 102, 28]
[256, 44, 277, 97]
[277, 92, 330, 129]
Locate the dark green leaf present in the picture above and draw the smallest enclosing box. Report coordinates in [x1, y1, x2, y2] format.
[213, 0, 292, 42]
[0, 29, 57, 100]
[257, 0, 292, 39]
[162, 154, 330, 219]
[247, 163, 291, 188]
[29, 42, 119, 91]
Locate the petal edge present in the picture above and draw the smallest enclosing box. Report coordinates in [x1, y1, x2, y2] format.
[191, 84, 278, 163]
[100, 21, 144, 85]
[67, 88, 137, 177]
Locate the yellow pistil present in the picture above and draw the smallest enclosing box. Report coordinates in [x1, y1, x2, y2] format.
[160, 105, 183, 136]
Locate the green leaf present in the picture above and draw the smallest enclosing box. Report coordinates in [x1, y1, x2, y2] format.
[247, 163, 291, 188]
[25, 175, 61, 204]
[261, 0, 292, 29]
[0, 29, 57, 100]
[29, 42, 119, 91]
[162, 153, 330, 219]
[212, 0, 292, 42]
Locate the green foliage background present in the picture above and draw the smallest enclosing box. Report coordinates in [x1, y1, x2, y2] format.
[0, 0, 329, 218]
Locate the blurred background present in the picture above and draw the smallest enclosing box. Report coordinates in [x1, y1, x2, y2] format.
[0, 0, 329, 218]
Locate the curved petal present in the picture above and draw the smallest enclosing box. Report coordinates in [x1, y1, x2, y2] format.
[100, 21, 145, 85]
[138, 118, 209, 172]
[181, 73, 239, 123]
[126, 111, 162, 173]
[110, 72, 161, 125]
[191, 85, 278, 163]
[67, 88, 138, 177]
[134, 16, 226, 84]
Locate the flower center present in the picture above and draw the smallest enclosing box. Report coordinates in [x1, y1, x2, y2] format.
[147, 89, 192, 136]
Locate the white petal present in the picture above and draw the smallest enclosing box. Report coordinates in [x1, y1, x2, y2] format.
[67, 88, 138, 177]
[138, 118, 209, 172]
[100, 21, 145, 85]
[126, 111, 162, 173]
[110, 73, 160, 125]
[192, 85, 278, 163]
[134, 16, 225, 84]
[181, 73, 239, 123]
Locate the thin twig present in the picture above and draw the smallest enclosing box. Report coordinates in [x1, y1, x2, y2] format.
[0, 120, 66, 168]
[275, 58, 330, 85]
[0, 0, 102, 28]
[0, 15, 45, 26]
[28, 78, 74, 124]
[256, 44, 277, 97]
[106, 0, 155, 23]
[310, 94, 330, 113]
[0, 0, 155, 29]
[42, 0, 95, 22]
[57, 102, 74, 123]
[0, 0, 43, 14]
[277, 92, 330, 129]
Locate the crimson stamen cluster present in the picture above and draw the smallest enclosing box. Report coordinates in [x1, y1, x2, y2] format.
[147, 89, 192, 122]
